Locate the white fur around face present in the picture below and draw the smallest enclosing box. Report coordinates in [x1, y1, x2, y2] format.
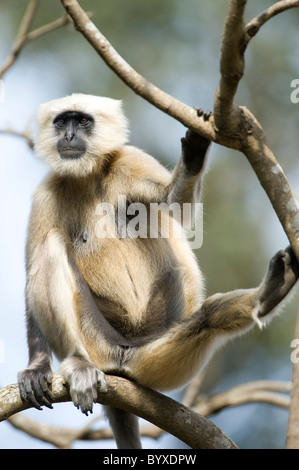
[35, 93, 130, 177]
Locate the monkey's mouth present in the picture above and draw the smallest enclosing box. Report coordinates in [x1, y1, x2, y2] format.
[59, 148, 85, 160]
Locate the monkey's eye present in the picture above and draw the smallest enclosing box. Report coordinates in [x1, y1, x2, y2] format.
[55, 119, 65, 128]
[79, 117, 90, 127]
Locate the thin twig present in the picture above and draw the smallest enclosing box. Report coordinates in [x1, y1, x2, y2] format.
[27, 15, 72, 42]
[0, 2, 72, 79]
[195, 381, 291, 417]
[0, 0, 39, 78]
[245, 0, 299, 44]
[0, 129, 34, 149]
[181, 372, 206, 408]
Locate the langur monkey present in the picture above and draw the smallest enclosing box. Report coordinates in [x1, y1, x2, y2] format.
[18, 93, 299, 449]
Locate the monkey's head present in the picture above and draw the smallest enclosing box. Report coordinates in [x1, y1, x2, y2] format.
[35, 93, 129, 177]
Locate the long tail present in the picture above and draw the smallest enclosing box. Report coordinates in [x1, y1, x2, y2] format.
[104, 406, 142, 449]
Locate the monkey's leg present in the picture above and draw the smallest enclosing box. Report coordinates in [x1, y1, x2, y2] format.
[127, 247, 299, 391]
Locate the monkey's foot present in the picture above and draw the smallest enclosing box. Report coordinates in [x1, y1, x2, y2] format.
[258, 246, 299, 317]
[61, 360, 108, 416]
[18, 364, 54, 410]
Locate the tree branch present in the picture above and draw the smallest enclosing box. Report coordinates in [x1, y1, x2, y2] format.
[245, 0, 299, 44]
[6, 378, 291, 448]
[0, 128, 34, 149]
[0, 374, 238, 449]
[0, 0, 72, 79]
[59, 0, 216, 144]
[60, 0, 299, 262]
[213, 0, 246, 134]
[195, 380, 291, 417]
[0, 0, 39, 78]
[242, 117, 299, 259]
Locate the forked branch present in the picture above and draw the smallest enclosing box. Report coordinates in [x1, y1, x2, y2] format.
[245, 0, 299, 44]
[60, 0, 299, 261]
[0, 0, 72, 79]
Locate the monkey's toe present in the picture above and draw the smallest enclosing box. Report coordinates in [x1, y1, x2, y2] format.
[18, 367, 54, 410]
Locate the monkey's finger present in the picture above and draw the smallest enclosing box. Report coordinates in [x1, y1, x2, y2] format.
[28, 377, 53, 409]
[18, 374, 42, 410]
[18, 377, 27, 402]
[20, 380, 43, 410]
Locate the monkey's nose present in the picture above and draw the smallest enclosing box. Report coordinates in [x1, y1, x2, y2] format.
[64, 122, 75, 142]
[65, 130, 75, 142]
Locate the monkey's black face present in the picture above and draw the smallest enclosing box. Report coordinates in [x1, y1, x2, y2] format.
[54, 111, 94, 160]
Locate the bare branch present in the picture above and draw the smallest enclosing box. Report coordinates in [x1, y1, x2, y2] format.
[213, 0, 246, 134]
[245, 0, 299, 44]
[7, 379, 291, 448]
[60, 0, 216, 143]
[26, 15, 71, 42]
[0, 374, 238, 449]
[0, 129, 34, 149]
[0, 1, 72, 79]
[181, 373, 206, 408]
[14, 0, 40, 46]
[195, 381, 291, 417]
[0, 0, 39, 78]
[241, 110, 299, 260]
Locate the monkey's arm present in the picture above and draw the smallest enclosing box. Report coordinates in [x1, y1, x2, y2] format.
[19, 219, 108, 414]
[18, 309, 54, 409]
[18, 196, 56, 409]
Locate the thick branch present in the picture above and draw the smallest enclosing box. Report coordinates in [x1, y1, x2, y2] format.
[0, 374, 238, 449]
[245, 0, 299, 44]
[214, 0, 246, 134]
[241, 108, 299, 261]
[7, 378, 290, 448]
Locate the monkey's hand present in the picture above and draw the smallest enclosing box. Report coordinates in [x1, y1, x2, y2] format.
[60, 358, 108, 416]
[18, 363, 54, 410]
[181, 109, 212, 175]
[258, 246, 299, 317]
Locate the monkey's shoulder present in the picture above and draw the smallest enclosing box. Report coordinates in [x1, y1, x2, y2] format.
[114, 145, 171, 186]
